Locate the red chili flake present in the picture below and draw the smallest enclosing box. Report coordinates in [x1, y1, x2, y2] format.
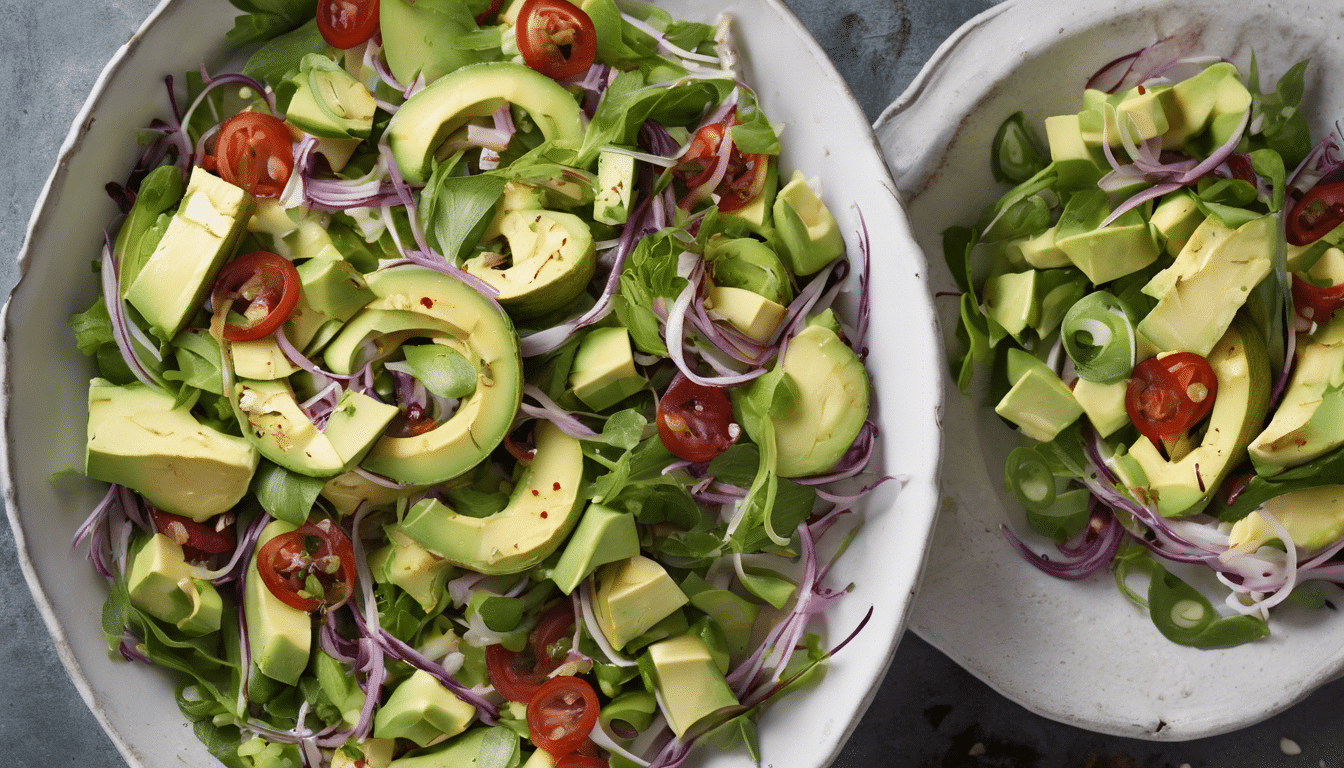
[1137, 84, 1146, 95]
[420, 297, 433, 308]
[540, 511, 549, 519]
[531, 489, 540, 496]
[552, 482, 560, 491]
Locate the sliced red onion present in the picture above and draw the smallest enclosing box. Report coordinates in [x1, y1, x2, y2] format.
[619, 12, 724, 66]
[678, 124, 734, 211]
[1000, 504, 1126, 581]
[520, 384, 600, 439]
[100, 238, 162, 389]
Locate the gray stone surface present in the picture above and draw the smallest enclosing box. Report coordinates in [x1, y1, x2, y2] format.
[4, 0, 1344, 766]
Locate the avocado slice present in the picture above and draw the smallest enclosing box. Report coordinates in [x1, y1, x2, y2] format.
[1247, 309, 1344, 472]
[396, 421, 583, 575]
[463, 209, 597, 318]
[244, 520, 313, 686]
[1137, 215, 1275, 357]
[328, 265, 523, 486]
[1228, 485, 1344, 554]
[1120, 318, 1271, 517]
[385, 62, 584, 184]
[747, 323, 870, 477]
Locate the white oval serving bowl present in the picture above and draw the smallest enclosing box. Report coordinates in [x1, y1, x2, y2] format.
[875, 0, 1344, 742]
[1, 0, 944, 766]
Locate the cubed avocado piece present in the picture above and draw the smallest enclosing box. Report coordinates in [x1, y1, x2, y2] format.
[86, 379, 259, 521]
[374, 669, 477, 747]
[370, 529, 456, 612]
[593, 555, 688, 650]
[1306, 246, 1344, 285]
[1112, 86, 1171, 145]
[593, 149, 638, 225]
[1159, 62, 1241, 148]
[463, 209, 596, 318]
[705, 285, 788, 343]
[282, 54, 377, 140]
[1128, 320, 1271, 517]
[1227, 485, 1344, 554]
[772, 170, 845, 276]
[244, 520, 313, 685]
[1247, 311, 1344, 472]
[1043, 113, 1105, 188]
[1149, 191, 1205, 257]
[297, 249, 374, 321]
[568, 327, 646, 411]
[982, 270, 1040, 340]
[1207, 75, 1254, 148]
[127, 533, 224, 636]
[994, 348, 1083, 442]
[1005, 225, 1072, 269]
[550, 503, 640, 594]
[124, 167, 252, 340]
[644, 633, 740, 738]
[231, 336, 299, 381]
[719, 157, 778, 235]
[1071, 376, 1129, 438]
[1137, 215, 1275, 357]
[1054, 190, 1161, 285]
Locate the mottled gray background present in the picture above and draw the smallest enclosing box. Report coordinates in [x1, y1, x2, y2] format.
[4, 0, 1344, 766]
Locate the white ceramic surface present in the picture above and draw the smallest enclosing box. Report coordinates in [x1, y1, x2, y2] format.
[875, 0, 1344, 742]
[0, 1, 943, 766]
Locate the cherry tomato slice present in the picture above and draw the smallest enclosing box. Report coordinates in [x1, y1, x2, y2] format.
[211, 251, 302, 341]
[148, 505, 236, 555]
[1287, 181, 1344, 246]
[555, 755, 609, 768]
[1125, 352, 1218, 446]
[527, 676, 600, 757]
[486, 603, 575, 703]
[212, 112, 294, 198]
[256, 519, 357, 613]
[317, 0, 380, 49]
[673, 114, 769, 212]
[656, 373, 739, 463]
[1292, 273, 1344, 325]
[516, 0, 597, 80]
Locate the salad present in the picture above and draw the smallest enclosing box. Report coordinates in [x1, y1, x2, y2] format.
[68, 0, 882, 767]
[948, 38, 1344, 650]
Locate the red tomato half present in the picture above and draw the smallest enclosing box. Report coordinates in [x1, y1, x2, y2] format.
[527, 676, 600, 757]
[317, 0, 380, 49]
[516, 0, 597, 80]
[486, 603, 575, 703]
[211, 251, 302, 341]
[674, 114, 769, 212]
[1125, 352, 1218, 446]
[211, 112, 294, 198]
[1288, 181, 1344, 246]
[256, 519, 357, 613]
[148, 505, 236, 556]
[1292, 273, 1344, 325]
[656, 373, 739, 463]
